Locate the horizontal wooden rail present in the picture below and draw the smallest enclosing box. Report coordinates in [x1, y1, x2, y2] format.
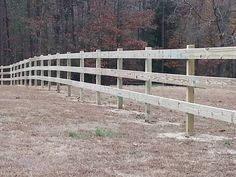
[1, 78, 12, 81]
[0, 72, 11, 75]
[8, 46, 236, 67]
[13, 66, 236, 89]
[0, 66, 11, 69]
[11, 75, 235, 124]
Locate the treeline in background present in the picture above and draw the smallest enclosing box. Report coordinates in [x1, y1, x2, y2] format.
[0, 0, 236, 78]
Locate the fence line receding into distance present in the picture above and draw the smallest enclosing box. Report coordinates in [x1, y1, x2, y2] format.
[0, 45, 236, 135]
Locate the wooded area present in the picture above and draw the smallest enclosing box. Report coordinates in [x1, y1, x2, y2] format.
[0, 0, 236, 77]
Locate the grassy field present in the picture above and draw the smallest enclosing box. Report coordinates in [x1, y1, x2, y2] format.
[0, 85, 235, 177]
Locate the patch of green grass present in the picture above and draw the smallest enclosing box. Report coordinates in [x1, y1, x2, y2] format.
[68, 131, 93, 139]
[224, 140, 233, 147]
[68, 132, 80, 139]
[95, 128, 113, 138]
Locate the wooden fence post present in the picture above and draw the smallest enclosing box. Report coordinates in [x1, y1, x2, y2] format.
[16, 65, 18, 85]
[96, 49, 101, 105]
[18, 62, 22, 85]
[67, 52, 72, 97]
[10, 65, 12, 85]
[80, 51, 84, 101]
[14, 65, 16, 85]
[117, 48, 123, 109]
[48, 55, 51, 91]
[20, 64, 21, 85]
[12, 64, 15, 85]
[40, 56, 44, 87]
[24, 62, 27, 86]
[22, 63, 24, 85]
[15, 64, 18, 85]
[34, 57, 38, 86]
[1, 66, 3, 85]
[186, 45, 195, 135]
[145, 47, 152, 122]
[56, 53, 60, 93]
[19, 63, 23, 85]
[29, 59, 32, 86]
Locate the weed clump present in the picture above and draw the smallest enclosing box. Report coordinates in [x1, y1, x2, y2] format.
[68, 132, 80, 139]
[95, 128, 113, 138]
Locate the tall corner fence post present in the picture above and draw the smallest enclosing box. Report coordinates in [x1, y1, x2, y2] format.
[0, 65, 3, 85]
[186, 44, 195, 135]
[34, 57, 38, 86]
[24, 61, 27, 86]
[56, 53, 60, 93]
[29, 58, 32, 86]
[145, 47, 152, 122]
[117, 48, 123, 109]
[48, 54, 51, 91]
[67, 52, 72, 97]
[40, 55, 44, 87]
[79, 51, 85, 102]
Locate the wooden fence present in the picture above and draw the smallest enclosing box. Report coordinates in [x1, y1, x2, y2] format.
[1, 45, 236, 135]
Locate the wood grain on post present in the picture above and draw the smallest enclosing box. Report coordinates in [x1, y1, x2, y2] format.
[186, 45, 195, 135]
[145, 47, 152, 122]
[80, 51, 85, 101]
[56, 53, 60, 93]
[40, 56, 44, 87]
[117, 48, 123, 109]
[96, 49, 101, 105]
[67, 52, 72, 97]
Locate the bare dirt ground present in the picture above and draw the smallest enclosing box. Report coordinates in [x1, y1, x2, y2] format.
[0, 85, 235, 177]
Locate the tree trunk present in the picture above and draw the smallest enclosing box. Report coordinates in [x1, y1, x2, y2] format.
[71, 0, 76, 51]
[27, 0, 33, 57]
[0, 0, 3, 65]
[3, 0, 12, 64]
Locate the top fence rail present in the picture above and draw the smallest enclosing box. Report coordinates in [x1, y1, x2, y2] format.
[7, 46, 236, 67]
